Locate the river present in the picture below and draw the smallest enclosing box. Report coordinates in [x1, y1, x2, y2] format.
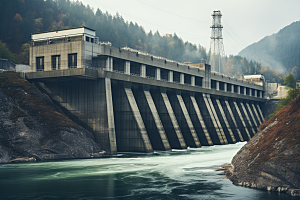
[0, 142, 295, 199]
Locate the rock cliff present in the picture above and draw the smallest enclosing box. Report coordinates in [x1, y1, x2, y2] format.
[222, 94, 300, 196]
[0, 71, 105, 163]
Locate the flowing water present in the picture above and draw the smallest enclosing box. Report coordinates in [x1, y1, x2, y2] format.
[0, 142, 295, 199]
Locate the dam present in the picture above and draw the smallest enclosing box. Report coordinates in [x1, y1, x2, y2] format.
[25, 26, 266, 155]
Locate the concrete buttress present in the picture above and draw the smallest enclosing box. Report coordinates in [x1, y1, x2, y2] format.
[233, 101, 251, 140]
[177, 94, 201, 147]
[240, 102, 256, 136]
[206, 95, 228, 144]
[144, 90, 171, 151]
[246, 103, 259, 129]
[202, 94, 225, 144]
[124, 86, 153, 153]
[190, 96, 213, 146]
[256, 104, 264, 122]
[216, 99, 236, 143]
[252, 104, 262, 125]
[225, 101, 244, 142]
[161, 92, 187, 149]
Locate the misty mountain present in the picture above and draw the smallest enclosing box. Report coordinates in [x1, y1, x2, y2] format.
[239, 21, 300, 75]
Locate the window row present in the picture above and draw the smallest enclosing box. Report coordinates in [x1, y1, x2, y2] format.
[36, 53, 77, 71]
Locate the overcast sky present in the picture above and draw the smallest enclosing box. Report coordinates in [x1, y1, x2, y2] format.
[81, 0, 300, 56]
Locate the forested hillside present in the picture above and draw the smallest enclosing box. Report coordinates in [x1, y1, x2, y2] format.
[239, 21, 300, 77]
[0, 0, 207, 64]
[0, 0, 282, 82]
[224, 55, 283, 83]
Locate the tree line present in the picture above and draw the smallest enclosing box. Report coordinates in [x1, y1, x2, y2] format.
[0, 0, 283, 82]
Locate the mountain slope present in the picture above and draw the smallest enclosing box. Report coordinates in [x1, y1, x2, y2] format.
[222, 93, 300, 196]
[239, 21, 300, 74]
[0, 71, 105, 163]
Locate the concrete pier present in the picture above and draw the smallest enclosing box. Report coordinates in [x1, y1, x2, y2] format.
[177, 94, 201, 147]
[233, 101, 252, 140]
[225, 100, 244, 142]
[190, 96, 213, 146]
[202, 94, 225, 144]
[124, 86, 153, 152]
[216, 99, 236, 143]
[252, 104, 262, 125]
[143, 89, 171, 151]
[161, 92, 187, 149]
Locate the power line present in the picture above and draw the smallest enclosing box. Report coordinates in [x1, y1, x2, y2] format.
[223, 32, 240, 54]
[222, 19, 267, 62]
[223, 19, 248, 47]
[87, 0, 275, 63]
[223, 29, 244, 50]
[135, 1, 248, 57]
[85, 0, 209, 38]
[136, 0, 210, 25]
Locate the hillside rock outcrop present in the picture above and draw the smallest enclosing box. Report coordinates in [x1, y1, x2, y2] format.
[222, 94, 300, 196]
[0, 71, 105, 163]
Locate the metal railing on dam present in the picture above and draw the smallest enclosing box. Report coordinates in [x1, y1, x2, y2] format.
[25, 68, 265, 155]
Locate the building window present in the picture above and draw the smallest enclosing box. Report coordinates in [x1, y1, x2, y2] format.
[86, 36, 90, 42]
[91, 38, 94, 43]
[51, 55, 60, 70]
[36, 57, 44, 71]
[68, 53, 77, 68]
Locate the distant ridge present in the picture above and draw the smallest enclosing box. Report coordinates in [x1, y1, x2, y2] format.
[239, 21, 300, 74]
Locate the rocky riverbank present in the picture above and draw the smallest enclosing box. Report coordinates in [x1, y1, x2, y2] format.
[221, 94, 300, 196]
[0, 71, 105, 163]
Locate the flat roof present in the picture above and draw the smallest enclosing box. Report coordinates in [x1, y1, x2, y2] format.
[244, 74, 264, 79]
[31, 26, 95, 35]
[31, 26, 96, 41]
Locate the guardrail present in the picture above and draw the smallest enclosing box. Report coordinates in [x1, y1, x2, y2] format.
[23, 66, 264, 98]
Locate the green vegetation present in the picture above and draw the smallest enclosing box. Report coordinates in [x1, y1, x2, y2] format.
[0, 0, 207, 64]
[0, 41, 18, 63]
[0, 40, 29, 64]
[269, 73, 300, 119]
[0, 0, 283, 82]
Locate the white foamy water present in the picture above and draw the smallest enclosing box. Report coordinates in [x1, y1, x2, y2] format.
[0, 142, 294, 199]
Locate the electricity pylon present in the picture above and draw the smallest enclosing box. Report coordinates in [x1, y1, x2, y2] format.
[208, 10, 225, 73]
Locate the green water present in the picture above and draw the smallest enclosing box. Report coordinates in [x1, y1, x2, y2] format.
[0, 143, 295, 199]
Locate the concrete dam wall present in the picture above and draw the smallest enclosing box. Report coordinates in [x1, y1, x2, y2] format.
[30, 70, 264, 155]
[27, 27, 266, 155]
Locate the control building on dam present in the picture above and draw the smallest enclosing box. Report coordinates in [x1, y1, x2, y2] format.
[25, 27, 266, 155]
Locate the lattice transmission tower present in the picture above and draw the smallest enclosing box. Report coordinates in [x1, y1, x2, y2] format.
[208, 10, 225, 73]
